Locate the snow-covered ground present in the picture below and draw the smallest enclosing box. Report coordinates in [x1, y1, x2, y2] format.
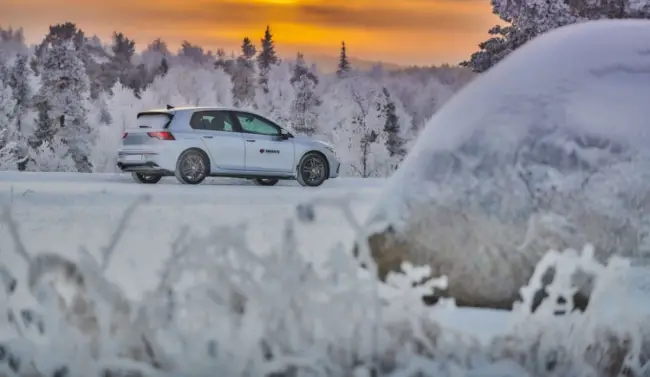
[0, 171, 511, 346]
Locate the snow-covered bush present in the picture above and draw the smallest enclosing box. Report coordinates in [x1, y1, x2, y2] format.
[89, 85, 139, 173]
[0, 194, 649, 377]
[26, 136, 77, 172]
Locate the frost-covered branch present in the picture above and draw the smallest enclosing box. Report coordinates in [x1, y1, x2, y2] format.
[100, 194, 151, 271]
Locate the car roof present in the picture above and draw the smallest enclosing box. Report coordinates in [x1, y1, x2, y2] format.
[143, 106, 267, 118]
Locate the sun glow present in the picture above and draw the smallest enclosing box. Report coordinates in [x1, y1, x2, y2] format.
[261, 0, 298, 4]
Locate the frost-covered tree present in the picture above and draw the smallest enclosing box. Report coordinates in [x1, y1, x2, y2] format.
[104, 32, 151, 97]
[4, 54, 32, 168]
[177, 40, 214, 66]
[290, 53, 320, 135]
[0, 26, 27, 61]
[232, 37, 257, 106]
[156, 58, 169, 78]
[0, 63, 24, 170]
[255, 61, 294, 128]
[214, 48, 236, 76]
[337, 41, 351, 79]
[90, 84, 138, 172]
[380, 88, 406, 163]
[7, 54, 32, 132]
[32, 22, 86, 75]
[142, 65, 233, 108]
[321, 77, 395, 177]
[32, 40, 93, 172]
[141, 38, 170, 71]
[0, 22, 476, 176]
[463, 0, 650, 72]
[0, 70, 16, 144]
[257, 26, 278, 92]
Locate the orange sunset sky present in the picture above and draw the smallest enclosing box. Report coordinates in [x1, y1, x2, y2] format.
[1, 0, 501, 66]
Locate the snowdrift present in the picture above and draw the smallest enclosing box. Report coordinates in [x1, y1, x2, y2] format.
[363, 20, 650, 309]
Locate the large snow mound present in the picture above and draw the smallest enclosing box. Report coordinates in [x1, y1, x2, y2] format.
[364, 20, 650, 309]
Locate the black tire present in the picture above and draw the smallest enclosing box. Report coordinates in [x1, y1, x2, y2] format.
[175, 149, 209, 185]
[296, 152, 328, 187]
[132, 172, 162, 184]
[253, 178, 279, 186]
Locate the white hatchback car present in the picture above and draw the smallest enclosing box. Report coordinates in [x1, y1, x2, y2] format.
[117, 106, 341, 187]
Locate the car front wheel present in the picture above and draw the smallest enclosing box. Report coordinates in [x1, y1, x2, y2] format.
[296, 153, 328, 187]
[132, 172, 162, 184]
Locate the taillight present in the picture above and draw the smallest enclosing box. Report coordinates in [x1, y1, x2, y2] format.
[147, 131, 175, 140]
[121, 132, 128, 139]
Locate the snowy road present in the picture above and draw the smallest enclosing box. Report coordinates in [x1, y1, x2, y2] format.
[0, 171, 510, 344]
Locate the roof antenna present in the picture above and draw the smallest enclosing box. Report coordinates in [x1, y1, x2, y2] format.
[166, 104, 174, 110]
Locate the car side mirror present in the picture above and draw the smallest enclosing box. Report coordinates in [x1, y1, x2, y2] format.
[280, 129, 293, 140]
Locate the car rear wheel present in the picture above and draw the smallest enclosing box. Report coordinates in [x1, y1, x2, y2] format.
[175, 149, 209, 185]
[132, 172, 162, 184]
[253, 178, 279, 186]
[297, 153, 328, 187]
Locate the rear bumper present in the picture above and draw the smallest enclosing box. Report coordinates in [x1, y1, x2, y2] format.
[117, 149, 177, 174]
[116, 161, 173, 175]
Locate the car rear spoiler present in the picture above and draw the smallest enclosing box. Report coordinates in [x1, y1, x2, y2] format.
[136, 111, 174, 118]
[136, 111, 174, 129]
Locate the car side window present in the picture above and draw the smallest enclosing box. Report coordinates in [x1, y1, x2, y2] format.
[190, 111, 236, 132]
[234, 112, 280, 136]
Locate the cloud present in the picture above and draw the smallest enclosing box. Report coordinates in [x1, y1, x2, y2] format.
[118, 0, 489, 33]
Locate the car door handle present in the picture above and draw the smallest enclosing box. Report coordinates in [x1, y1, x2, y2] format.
[203, 136, 213, 139]
[246, 139, 255, 142]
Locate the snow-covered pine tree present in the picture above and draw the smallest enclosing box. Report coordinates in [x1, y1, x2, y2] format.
[0, 64, 17, 170]
[214, 48, 236, 76]
[232, 37, 257, 107]
[31, 22, 86, 75]
[157, 58, 169, 78]
[0, 26, 28, 60]
[178, 40, 214, 66]
[7, 54, 31, 133]
[108, 32, 137, 91]
[290, 52, 320, 135]
[6, 54, 32, 169]
[32, 39, 93, 172]
[257, 26, 278, 93]
[336, 41, 351, 79]
[379, 87, 408, 172]
[141, 38, 170, 71]
[83, 35, 113, 99]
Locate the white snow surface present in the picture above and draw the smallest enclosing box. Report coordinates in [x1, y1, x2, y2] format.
[0, 171, 649, 376]
[0, 171, 506, 340]
[0, 172, 515, 374]
[0, 172, 383, 298]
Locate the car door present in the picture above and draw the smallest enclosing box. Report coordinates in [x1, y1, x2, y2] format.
[230, 111, 295, 173]
[190, 111, 245, 171]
